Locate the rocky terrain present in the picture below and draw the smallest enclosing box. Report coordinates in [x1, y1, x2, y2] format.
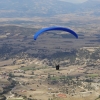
[0, 0, 100, 99]
[0, 46, 100, 100]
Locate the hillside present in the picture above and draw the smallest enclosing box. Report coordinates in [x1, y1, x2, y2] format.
[80, 0, 100, 16]
[0, 0, 76, 17]
[0, 25, 99, 63]
[0, 0, 100, 17]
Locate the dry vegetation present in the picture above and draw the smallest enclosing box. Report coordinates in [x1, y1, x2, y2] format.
[0, 13, 100, 100]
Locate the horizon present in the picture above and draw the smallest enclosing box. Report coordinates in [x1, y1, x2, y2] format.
[60, 0, 88, 3]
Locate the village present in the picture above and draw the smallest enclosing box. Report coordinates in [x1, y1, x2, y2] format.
[0, 47, 100, 100]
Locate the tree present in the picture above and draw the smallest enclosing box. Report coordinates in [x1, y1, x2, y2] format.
[48, 74, 51, 79]
[23, 96, 27, 99]
[31, 71, 34, 75]
[29, 95, 32, 97]
[9, 73, 14, 77]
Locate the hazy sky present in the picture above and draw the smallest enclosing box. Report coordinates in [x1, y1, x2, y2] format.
[61, 0, 88, 3]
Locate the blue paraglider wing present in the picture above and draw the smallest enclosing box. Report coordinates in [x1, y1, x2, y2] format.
[34, 26, 78, 40]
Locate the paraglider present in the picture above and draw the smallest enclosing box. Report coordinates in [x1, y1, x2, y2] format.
[33, 26, 78, 70]
[34, 26, 78, 40]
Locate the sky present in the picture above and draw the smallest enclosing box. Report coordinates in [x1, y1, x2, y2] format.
[60, 0, 88, 3]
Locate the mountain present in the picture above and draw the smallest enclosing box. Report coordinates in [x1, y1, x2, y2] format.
[71, 0, 100, 16]
[80, 0, 100, 16]
[0, 0, 100, 17]
[0, 0, 77, 17]
[81, 0, 100, 10]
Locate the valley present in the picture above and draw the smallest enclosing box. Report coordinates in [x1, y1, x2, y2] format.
[0, 0, 100, 99]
